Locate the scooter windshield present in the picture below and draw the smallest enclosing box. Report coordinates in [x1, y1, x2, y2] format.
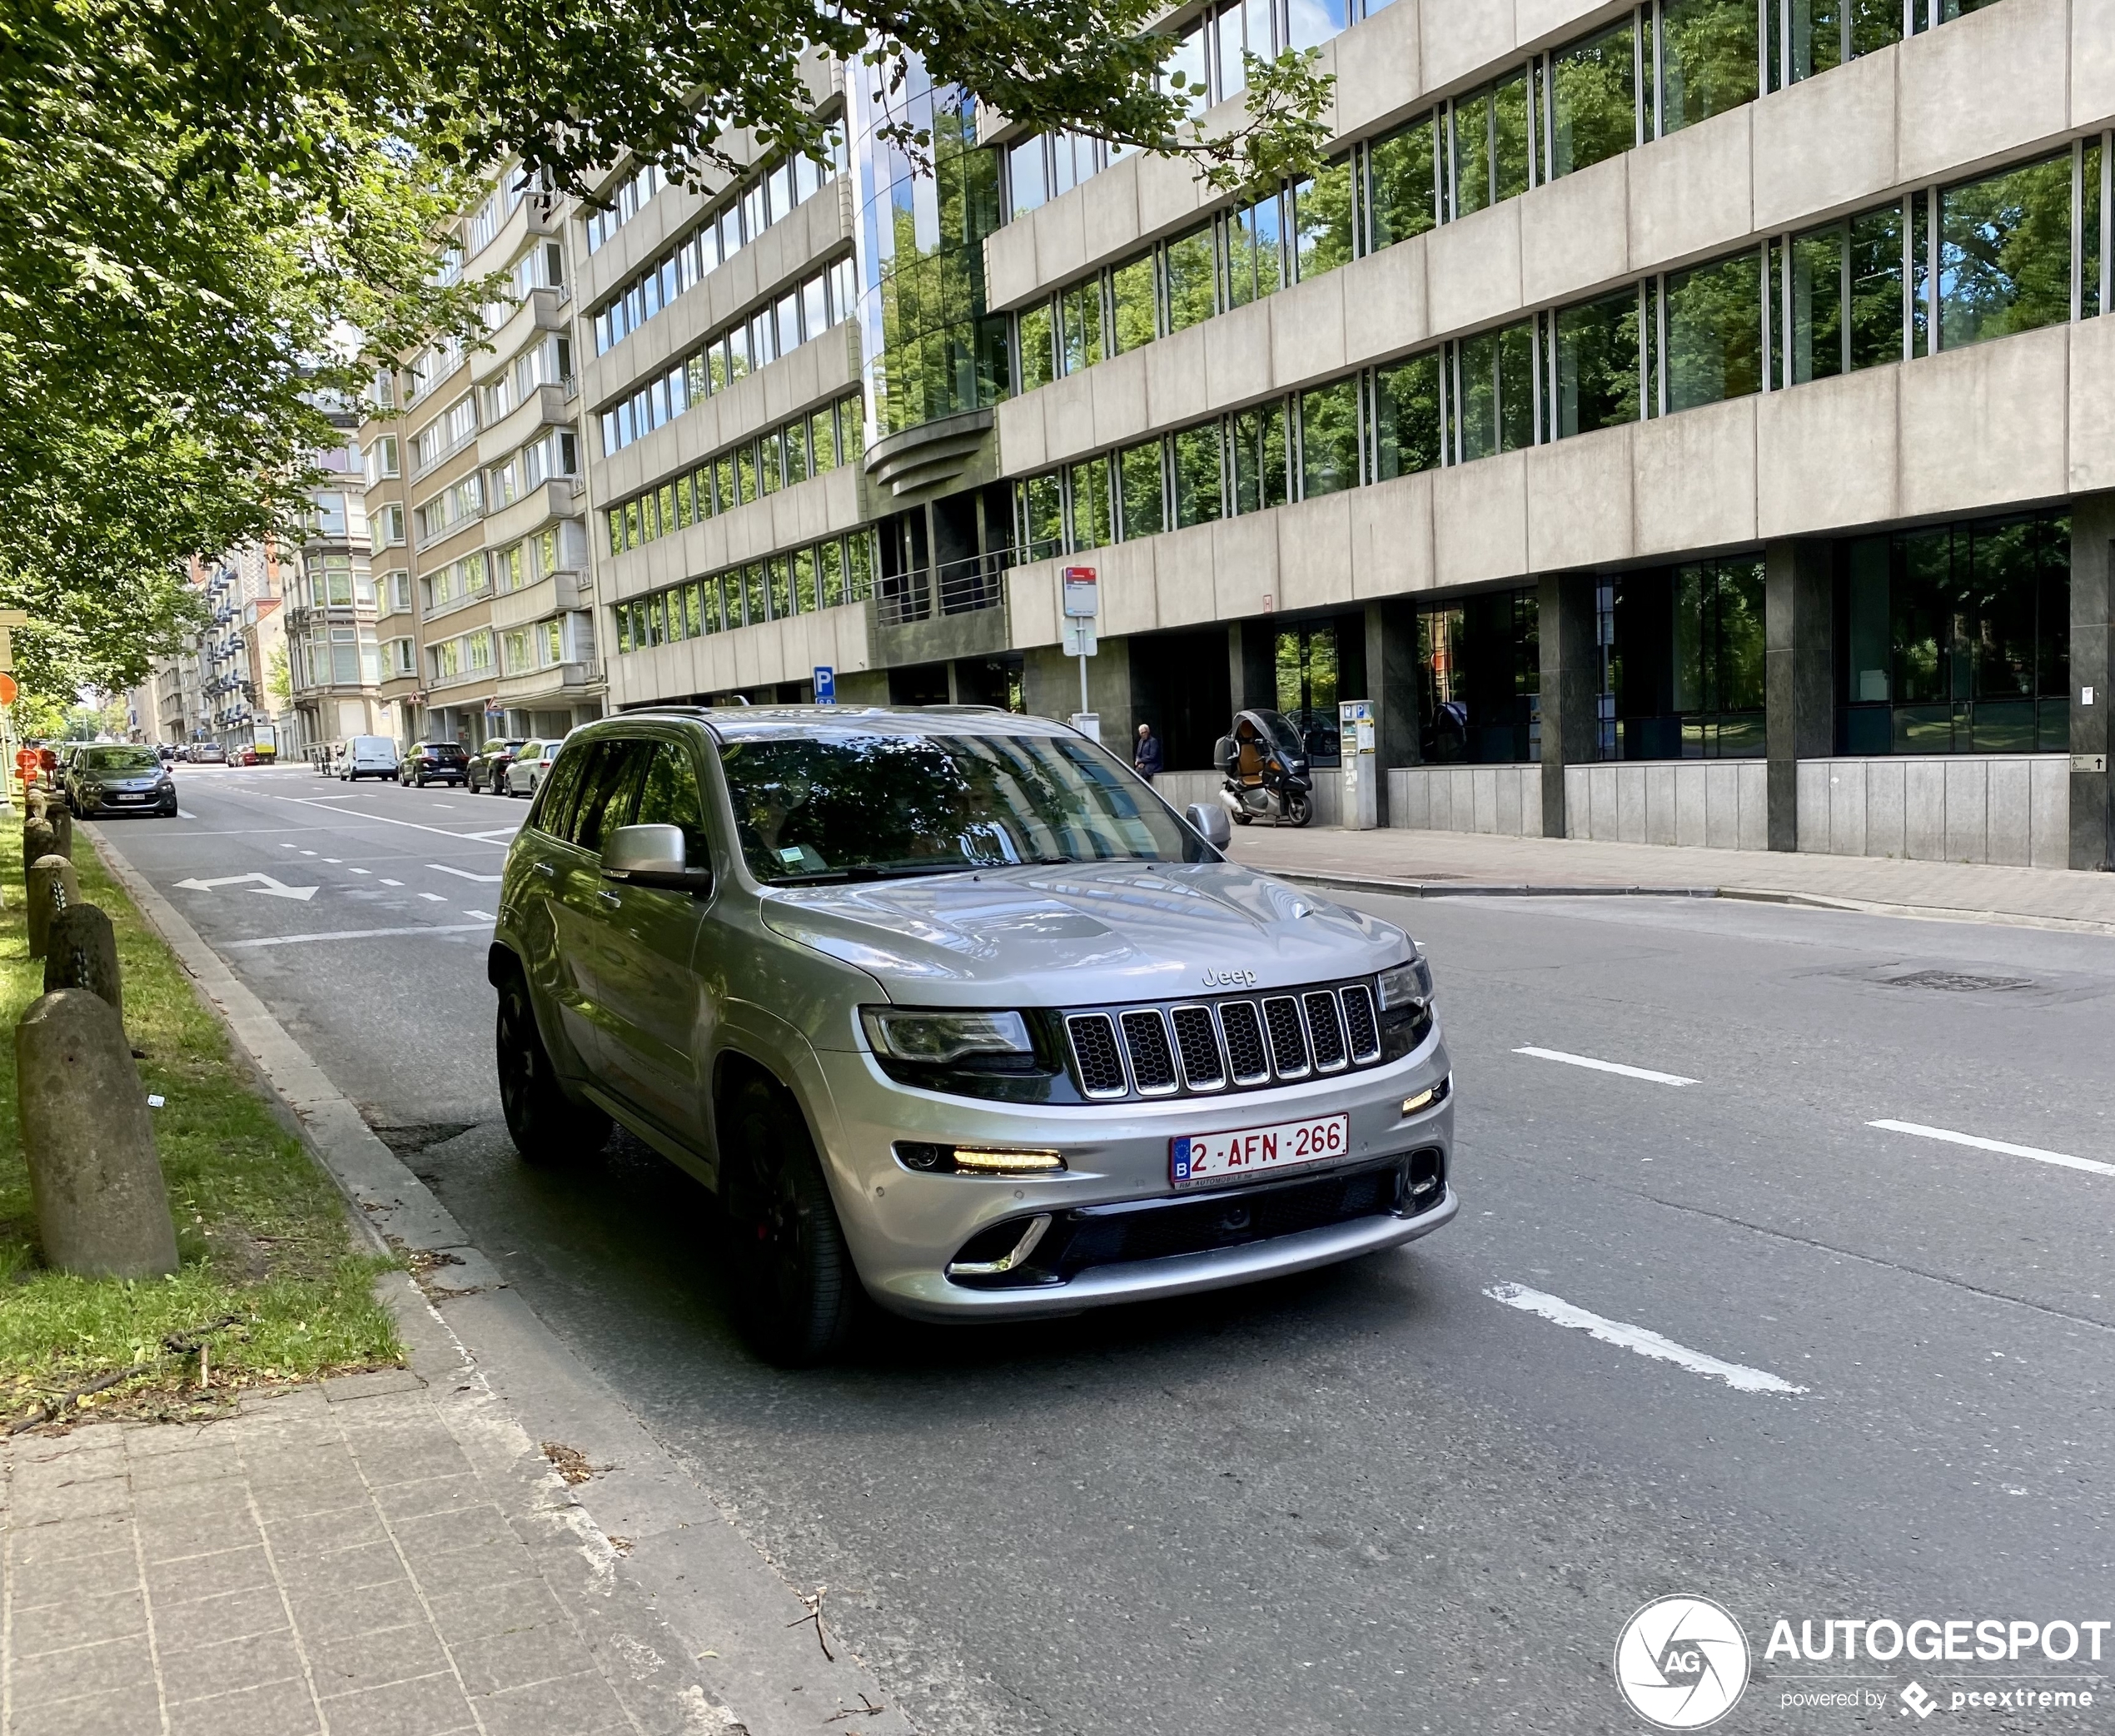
[1247, 709, 1308, 764]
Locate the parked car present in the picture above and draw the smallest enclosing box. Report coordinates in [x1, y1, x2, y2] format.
[339, 736, 401, 781]
[65, 744, 178, 818]
[504, 738, 562, 798]
[192, 741, 226, 764]
[401, 740, 470, 788]
[469, 738, 527, 794]
[490, 708, 1455, 1365]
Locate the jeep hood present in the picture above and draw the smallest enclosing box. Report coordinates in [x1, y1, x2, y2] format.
[759, 860, 1408, 1006]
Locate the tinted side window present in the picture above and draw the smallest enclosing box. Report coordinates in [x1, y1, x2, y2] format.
[573, 741, 650, 857]
[530, 741, 594, 840]
[632, 739, 710, 865]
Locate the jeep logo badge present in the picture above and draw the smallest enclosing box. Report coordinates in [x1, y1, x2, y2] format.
[1202, 968, 1259, 987]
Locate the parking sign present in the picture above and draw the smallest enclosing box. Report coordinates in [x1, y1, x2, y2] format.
[814, 665, 836, 704]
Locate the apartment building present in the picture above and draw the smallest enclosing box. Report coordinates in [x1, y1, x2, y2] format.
[192, 544, 288, 754]
[581, 0, 2115, 872]
[282, 401, 388, 757]
[359, 172, 602, 754]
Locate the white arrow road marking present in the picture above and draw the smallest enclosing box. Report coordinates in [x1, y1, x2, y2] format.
[1869, 1119, 2115, 1180]
[224, 919, 495, 949]
[427, 864, 502, 883]
[1512, 1047, 1698, 1086]
[172, 873, 319, 903]
[1485, 1282, 1807, 1395]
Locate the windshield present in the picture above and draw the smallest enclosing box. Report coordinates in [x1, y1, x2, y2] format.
[719, 732, 1212, 882]
[83, 748, 160, 772]
[1245, 710, 1307, 761]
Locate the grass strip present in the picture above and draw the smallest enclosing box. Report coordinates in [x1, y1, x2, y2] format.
[0, 808, 400, 1425]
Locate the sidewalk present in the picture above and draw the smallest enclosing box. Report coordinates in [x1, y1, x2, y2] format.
[1226, 826, 2115, 933]
[0, 1280, 743, 1736]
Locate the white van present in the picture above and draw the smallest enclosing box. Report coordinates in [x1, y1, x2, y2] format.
[339, 736, 401, 781]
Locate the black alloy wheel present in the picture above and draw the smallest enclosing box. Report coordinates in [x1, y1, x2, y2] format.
[1284, 791, 1313, 828]
[495, 966, 610, 1165]
[721, 1074, 859, 1366]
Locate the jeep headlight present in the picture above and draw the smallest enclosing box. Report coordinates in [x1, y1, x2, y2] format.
[861, 1007, 1033, 1066]
[1376, 953, 1433, 1010]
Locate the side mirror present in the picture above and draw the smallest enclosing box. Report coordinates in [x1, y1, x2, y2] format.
[1186, 803, 1232, 850]
[601, 823, 713, 893]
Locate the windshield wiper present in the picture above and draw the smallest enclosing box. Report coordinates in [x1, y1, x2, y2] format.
[770, 863, 979, 884]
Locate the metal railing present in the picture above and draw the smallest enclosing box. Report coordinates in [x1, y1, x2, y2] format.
[875, 550, 1013, 628]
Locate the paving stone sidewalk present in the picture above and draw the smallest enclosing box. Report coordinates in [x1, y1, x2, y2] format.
[1227, 826, 2115, 932]
[0, 1359, 744, 1736]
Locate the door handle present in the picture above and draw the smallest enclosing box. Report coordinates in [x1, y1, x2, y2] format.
[598, 889, 622, 907]
[533, 861, 555, 879]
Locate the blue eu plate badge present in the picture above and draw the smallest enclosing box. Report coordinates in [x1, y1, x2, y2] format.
[1171, 1137, 1193, 1182]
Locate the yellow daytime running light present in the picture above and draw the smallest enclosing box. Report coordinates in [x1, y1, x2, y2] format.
[1401, 1088, 1437, 1116]
[949, 1147, 1066, 1174]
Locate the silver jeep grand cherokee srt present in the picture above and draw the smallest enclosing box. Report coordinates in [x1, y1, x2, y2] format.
[489, 707, 1455, 1365]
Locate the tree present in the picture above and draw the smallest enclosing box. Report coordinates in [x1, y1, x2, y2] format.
[266, 644, 292, 706]
[0, 0, 1331, 711]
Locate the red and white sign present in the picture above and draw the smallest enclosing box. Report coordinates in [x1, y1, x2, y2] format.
[1062, 566, 1098, 619]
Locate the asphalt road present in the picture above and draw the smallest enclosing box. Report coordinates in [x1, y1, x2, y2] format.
[95, 764, 2115, 1734]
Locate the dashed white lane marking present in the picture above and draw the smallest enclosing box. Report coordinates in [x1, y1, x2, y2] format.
[417, 893, 445, 903]
[463, 909, 496, 921]
[324, 858, 341, 863]
[1512, 1047, 1698, 1087]
[1485, 1283, 1807, 1395]
[299, 849, 317, 857]
[1868, 1119, 2115, 1181]
[381, 878, 404, 887]
[177, 810, 197, 820]
[348, 868, 371, 875]
[274, 796, 510, 844]
[224, 920, 495, 949]
[428, 864, 502, 883]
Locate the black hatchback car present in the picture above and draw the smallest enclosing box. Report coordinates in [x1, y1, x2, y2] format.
[400, 740, 469, 788]
[468, 738, 527, 794]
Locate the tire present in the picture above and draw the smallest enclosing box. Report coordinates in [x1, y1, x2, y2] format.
[1232, 809, 1253, 825]
[1284, 792, 1313, 828]
[415, 773, 427, 788]
[720, 1074, 859, 1366]
[495, 964, 610, 1165]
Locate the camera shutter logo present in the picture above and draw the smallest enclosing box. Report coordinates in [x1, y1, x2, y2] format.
[1614, 1595, 1750, 1729]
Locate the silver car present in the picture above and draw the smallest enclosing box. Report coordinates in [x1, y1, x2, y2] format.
[490, 708, 1456, 1365]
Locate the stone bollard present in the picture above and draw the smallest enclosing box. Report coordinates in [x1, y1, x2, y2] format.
[25, 854, 77, 960]
[22, 816, 56, 878]
[15, 989, 178, 1279]
[42, 803, 72, 860]
[23, 788, 44, 820]
[44, 903, 122, 1021]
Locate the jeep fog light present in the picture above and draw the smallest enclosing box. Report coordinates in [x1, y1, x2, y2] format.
[893, 1141, 1065, 1176]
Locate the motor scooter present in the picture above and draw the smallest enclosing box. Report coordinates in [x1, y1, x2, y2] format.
[1214, 708, 1315, 828]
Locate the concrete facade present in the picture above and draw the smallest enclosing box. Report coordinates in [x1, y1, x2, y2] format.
[575, 0, 2115, 871]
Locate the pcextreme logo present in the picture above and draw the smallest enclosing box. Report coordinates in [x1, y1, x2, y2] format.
[1614, 1596, 1751, 1729]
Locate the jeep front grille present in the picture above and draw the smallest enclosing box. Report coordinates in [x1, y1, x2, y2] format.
[1061, 978, 1401, 1102]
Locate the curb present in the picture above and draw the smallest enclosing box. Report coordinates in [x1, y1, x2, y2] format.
[82, 819, 917, 1736]
[1714, 884, 2115, 938]
[1267, 868, 1720, 901]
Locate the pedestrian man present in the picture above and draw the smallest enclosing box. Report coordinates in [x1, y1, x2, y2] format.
[1133, 723, 1162, 782]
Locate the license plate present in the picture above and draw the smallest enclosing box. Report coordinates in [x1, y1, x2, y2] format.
[115, 793, 144, 802]
[1172, 1112, 1351, 1187]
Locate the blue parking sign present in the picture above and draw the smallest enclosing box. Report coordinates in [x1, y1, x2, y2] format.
[814, 665, 835, 704]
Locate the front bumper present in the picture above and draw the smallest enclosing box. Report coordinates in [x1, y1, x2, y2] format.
[811, 1030, 1455, 1321]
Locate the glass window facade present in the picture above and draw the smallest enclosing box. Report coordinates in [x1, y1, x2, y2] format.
[1605, 559, 1767, 759]
[1838, 512, 2071, 754]
[1419, 590, 1540, 764]
[1936, 151, 2076, 351]
[853, 62, 1008, 439]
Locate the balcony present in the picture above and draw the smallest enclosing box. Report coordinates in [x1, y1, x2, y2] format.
[871, 550, 1013, 667]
